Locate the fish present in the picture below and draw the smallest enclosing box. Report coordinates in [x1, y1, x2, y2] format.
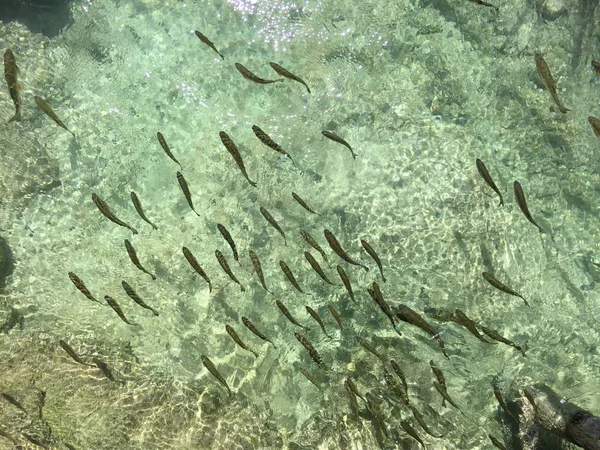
[279, 260, 303, 293]
[588, 116, 600, 136]
[1, 393, 27, 413]
[260, 207, 286, 244]
[130, 192, 158, 230]
[593, 60, 600, 76]
[383, 367, 409, 405]
[34, 96, 75, 136]
[3, 49, 22, 122]
[226, 324, 258, 358]
[177, 171, 200, 216]
[0, 427, 17, 446]
[365, 393, 389, 438]
[219, 131, 257, 187]
[471, 0, 499, 12]
[481, 326, 526, 356]
[395, 304, 448, 358]
[68, 272, 100, 303]
[345, 378, 365, 403]
[360, 239, 386, 282]
[299, 229, 327, 260]
[92, 357, 117, 382]
[295, 332, 326, 370]
[390, 360, 409, 394]
[423, 307, 456, 323]
[409, 405, 446, 438]
[324, 229, 368, 271]
[59, 340, 92, 366]
[482, 271, 529, 306]
[345, 380, 361, 415]
[298, 366, 320, 388]
[104, 295, 137, 325]
[215, 249, 245, 291]
[328, 304, 343, 329]
[535, 53, 569, 113]
[475, 158, 503, 206]
[275, 300, 307, 330]
[182, 247, 212, 292]
[429, 360, 446, 387]
[337, 265, 355, 302]
[269, 62, 311, 93]
[454, 309, 493, 343]
[513, 181, 544, 234]
[305, 306, 332, 338]
[400, 420, 426, 448]
[321, 130, 357, 159]
[242, 316, 276, 349]
[433, 381, 462, 413]
[124, 239, 156, 280]
[121, 280, 159, 316]
[488, 434, 508, 450]
[156, 132, 182, 169]
[201, 355, 232, 395]
[292, 192, 320, 216]
[358, 338, 384, 361]
[194, 30, 224, 59]
[369, 282, 399, 331]
[217, 223, 238, 262]
[252, 125, 292, 160]
[248, 250, 272, 294]
[92, 193, 138, 235]
[235, 62, 283, 84]
[304, 251, 336, 285]
[492, 384, 517, 419]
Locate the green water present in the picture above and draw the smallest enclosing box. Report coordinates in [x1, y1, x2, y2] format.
[0, 0, 599, 448]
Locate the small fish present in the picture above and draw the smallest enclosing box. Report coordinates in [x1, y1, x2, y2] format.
[235, 62, 283, 84]
[92, 357, 116, 382]
[248, 250, 272, 294]
[0, 427, 17, 445]
[1, 393, 27, 413]
[104, 295, 136, 325]
[305, 306, 332, 338]
[298, 366, 320, 388]
[242, 316, 276, 349]
[260, 207, 286, 244]
[395, 304, 448, 358]
[433, 381, 462, 413]
[226, 324, 258, 358]
[593, 60, 600, 76]
[304, 252, 336, 285]
[3, 49, 22, 122]
[299, 229, 327, 260]
[345, 380, 361, 415]
[182, 247, 212, 292]
[201, 355, 232, 395]
[215, 249, 245, 292]
[34, 96, 75, 136]
[219, 131, 257, 187]
[481, 326, 526, 356]
[409, 405, 446, 438]
[295, 332, 326, 370]
[535, 53, 569, 113]
[390, 360, 409, 394]
[121, 280, 159, 316]
[177, 171, 200, 216]
[383, 367, 409, 405]
[488, 434, 508, 450]
[279, 260, 304, 293]
[92, 193, 138, 235]
[476, 159, 503, 206]
[130, 192, 158, 230]
[454, 309, 493, 343]
[369, 282, 399, 331]
[292, 192, 320, 216]
[471, 0, 499, 12]
[324, 229, 368, 271]
[337, 265, 355, 302]
[345, 378, 365, 402]
[358, 338, 384, 361]
[194, 30, 224, 59]
[401, 421, 426, 448]
[252, 125, 292, 160]
[59, 340, 92, 366]
[482, 271, 529, 306]
[68, 272, 100, 303]
[275, 300, 307, 330]
[513, 181, 544, 234]
[360, 239, 386, 282]
[429, 360, 446, 387]
[492, 384, 517, 419]
[523, 388, 536, 407]
[124, 239, 156, 280]
[269, 62, 311, 93]
[217, 223, 238, 262]
[321, 130, 357, 159]
[365, 393, 389, 438]
[588, 116, 600, 136]
[156, 132, 182, 169]
[327, 304, 343, 329]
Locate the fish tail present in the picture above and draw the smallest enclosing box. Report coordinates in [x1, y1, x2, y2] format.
[8, 108, 21, 122]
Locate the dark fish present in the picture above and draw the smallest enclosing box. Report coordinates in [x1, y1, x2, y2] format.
[523, 388, 536, 407]
[400, 421, 426, 448]
[217, 223, 238, 262]
[593, 60, 600, 76]
[299, 229, 327, 260]
[454, 309, 493, 343]
[182, 247, 212, 292]
[215, 249, 244, 291]
[124, 239, 156, 280]
[68, 272, 100, 303]
[226, 324, 258, 358]
[121, 280, 159, 316]
[482, 326, 526, 356]
[472, 0, 499, 12]
[92, 357, 116, 381]
[429, 360, 446, 408]
[130, 191, 158, 230]
[324, 229, 368, 271]
[433, 381, 463, 413]
[235, 62, 282, 84]
[322, 130, 357, 159]
[345, 378, 365, 402]
[275, 300, 307, 330]
[156, 132, 182, 169]
[177, 171, 200, 216]
[194, 30, 224, 59]
[358, 338, 384, 361]
[269, 62, 310, 93]
[3, 49, 21, 122]
[475, 158, 503, 206]
[345, 380, 361, 415]
[588, 116, 600, 136]
[482, 271, 529, 306]
[279, 260, 303, 293]
[383, 367, 409, 405]
[59, 340, 92, 366]
[365, 393, 389, 438]
[34, 96, 75, 136]
[488, 434, 508, 450]
[242, 316, 276, 349]
[104, 295, 136, 325]
[292, 192, 320, 216]
[492, 384, 516, 419]
[409, 405, 446, 438]
[260, 207, 286, 244]
[248, 250, 272, 294]
[201, 355, 232, 395]
[219, 131, 257, 187]
[92, 193, 138, 235]
[369, 282, 399, 331]
[304, 251, 336, 285]
[395, 304, 448, 358]
[252, 125, 292, 160]
[295, 332, 326, 370]
[305, 306, 331, 338]
[513, 181, 544, 233]
[337, 265, 355, 302]
[390, 360, 409, 394]
[535, 53, 569, 113]
[360, 239, 386, 282]
[1, 393, 27, 413]
[327, 304, 343, 329]
[298, 366, 320, 388]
